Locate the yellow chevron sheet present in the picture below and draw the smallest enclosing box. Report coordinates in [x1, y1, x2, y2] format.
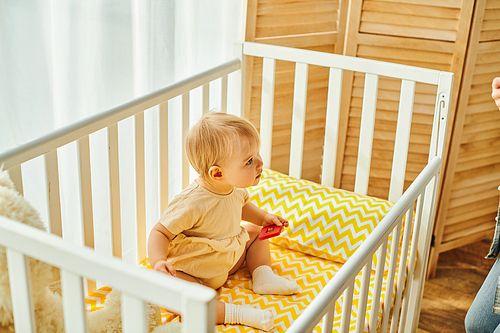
[216, 244, 397, 333]
[249, 169, 398, 270]
[86, 244, 399, 332]
[85, 169, 404, 332]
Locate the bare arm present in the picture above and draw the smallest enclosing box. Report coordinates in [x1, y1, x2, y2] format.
[148, 222, 177, 276]
[241, 201, 289, 228]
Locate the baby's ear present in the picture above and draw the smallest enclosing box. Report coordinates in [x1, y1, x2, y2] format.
[208, 166, 223, 181]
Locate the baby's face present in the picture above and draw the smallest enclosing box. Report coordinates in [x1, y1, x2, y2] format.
[221, 138, 263, 188]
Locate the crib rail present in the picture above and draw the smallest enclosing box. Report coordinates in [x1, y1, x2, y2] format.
[0, 214, 217, 332]
[287, 157, 441, 333]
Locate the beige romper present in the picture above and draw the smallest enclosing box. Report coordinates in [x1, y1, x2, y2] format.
[159, 181, 250, 289]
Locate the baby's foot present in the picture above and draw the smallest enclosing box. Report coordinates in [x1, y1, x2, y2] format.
[252, 265, 300, 295]
[224, 303, 274, 331]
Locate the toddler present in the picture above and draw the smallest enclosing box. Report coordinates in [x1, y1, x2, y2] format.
[148, 111, 300, 331]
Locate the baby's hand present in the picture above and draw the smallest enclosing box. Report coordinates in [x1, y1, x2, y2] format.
[153, 260, 177, 277]
[263, 213, 289, 228]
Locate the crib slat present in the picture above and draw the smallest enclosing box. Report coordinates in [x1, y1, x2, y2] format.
[182, 92, 190, 188]
[202, 83, 210, 114]
[399, 193, 425, 331]
[368, 239, 389, 331]
[289, 62, 308, 179]
[45, 149, 63, 237]
[221, 75, 228, 113]
[390, 208, 415, 333]
[6, 249, 36, 332]
[406, 174, 440, 330]
[182, 292, 217, 333]
[340, 281, 354, 332]
[355, 260, 372, 333]
[135, 113, 147, 263]
[159, 101, 169, 211]
[380, 221, 402, 333]
[61, 269, 87, 333]
[77, 137, 97, 294]
[259, 57, 276, 168]
[388, 79, 416, 202]
[7, 164, 23, 196]
[354, 73, 379, 196]
[231, 61, 243, 118]
[321, 67, 342, 187]
[122, 293, 148, 333]
[321, 298, 335, 332]
[78, 136, 94, 249]
[108, 123, 122, 258]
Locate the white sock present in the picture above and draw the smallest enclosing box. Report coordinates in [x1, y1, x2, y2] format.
[252, 265, 300, 295]
[224, 303, 274, 331]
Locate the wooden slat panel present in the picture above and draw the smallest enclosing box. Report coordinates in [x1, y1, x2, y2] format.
[255, 32, 337, 49]
[480, 1, 500, 42]
[258, 1, 337, 15]
[429, 0, 500, 275]
[246, 0, 341, 184]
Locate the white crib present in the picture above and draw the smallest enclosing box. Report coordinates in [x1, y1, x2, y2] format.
[0, 42, 453, 332]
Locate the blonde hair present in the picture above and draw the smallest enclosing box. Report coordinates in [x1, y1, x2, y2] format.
[185, 112, 260, 178]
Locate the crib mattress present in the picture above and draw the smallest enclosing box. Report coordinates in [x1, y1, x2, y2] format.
[86, 243, 398, 333]
[86, 169, 404, 332]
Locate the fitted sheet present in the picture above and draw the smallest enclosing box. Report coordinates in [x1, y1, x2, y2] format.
[86, 243, 400, 332]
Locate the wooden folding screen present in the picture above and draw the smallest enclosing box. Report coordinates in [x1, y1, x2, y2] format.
[245, 0, 500, 276]
[429, 0, 500, 276]
[244, 0, 349, 183]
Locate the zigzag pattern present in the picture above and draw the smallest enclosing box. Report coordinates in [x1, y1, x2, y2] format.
[84, 169, 409, 332]
[85, 246, 402, 332]
[248, 170, 397, 271]
[214, 244, 397, 332]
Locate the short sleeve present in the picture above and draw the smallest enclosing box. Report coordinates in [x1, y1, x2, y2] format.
[242, 188, 249, 204]
[158, 197, 199, 235]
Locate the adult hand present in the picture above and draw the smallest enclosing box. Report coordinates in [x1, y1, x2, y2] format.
[492, 77, 500, 111]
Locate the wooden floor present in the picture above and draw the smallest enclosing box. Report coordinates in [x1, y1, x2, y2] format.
[417, 239, 495, 333]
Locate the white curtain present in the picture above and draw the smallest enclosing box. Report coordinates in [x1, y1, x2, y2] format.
[0, 0, 245, 263]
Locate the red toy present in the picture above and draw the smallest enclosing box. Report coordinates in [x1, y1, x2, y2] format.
[258, 225, 284, 240]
